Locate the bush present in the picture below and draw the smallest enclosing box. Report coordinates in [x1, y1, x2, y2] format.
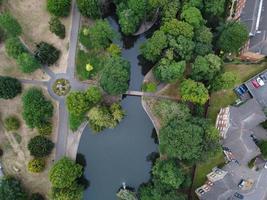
[141, 82, 157, 92]
[47, 0, 71, 17]
[5, 37, 26, 59]
[0, 76, 22, 99]
[34, 42, 60, 66]
[258, 140, 267, 159]
[28, 136, 54, 158]
[37, 122, 53, 135]
[107, 43, 121, 56]
[0, 12, 22, 37]
[0, 177, 28, 200]
[52, 183, 84, 200]
[4, 116, 20, 131]
[69, 113, 85, 131]
[77, 0, 101, 19]
[28, 158, 45, 173]
[17, 53, 41, 73]
[49, 16, 66, 39]
[261, 120, 267, 129]
[30, 193, 45, 200]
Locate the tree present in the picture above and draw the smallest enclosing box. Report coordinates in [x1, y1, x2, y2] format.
[49, 157, 83, 188]
[85, 86, 102, 104]
[217, 21, 249, 53]
[194, 26, 213, 56]
[22, 88, 53, 128]
[117, 189, 138, 200]
[258, 140, 267, 158]
[100, 56, 130, 95]
[28, 158, 45, 173]
[211, 71, 237, 91]
[4, 116, 20, 131]
[77, 0, 101, 19]
[47, 0, 71, 17]
[159, 118, 203, 160]
[0, 12, 22, 37]
[204, 0, 225, 17]
[181, 6, 204, 28]
[28, 136, 54, 157]
[153, 100, 191, 125]
[152, 159, 185, 188]
[30, 193, 45, 200]
[180, 79, 209, 105]
[5, 37, 26, 59]
[169, 35, 195, 60]
[118, 9, 140, 35]
[191, 54, 222, 82]
[110, 103, 125, 122]
[34, 42, 60, 65]
[17, 53, 41, 73]
[37, 122, 53, 135]
[66, 91, 88, 116]
[107, 43, 121, 56]
[49, 16, 66, 39]
[160, 0, 181, 22]
[141, 30, 167, 62]
[154, 57, 186, 83]
[52, 183, 84, 200]
[0, 176, 28, 200]
[0, 76, 22, 99]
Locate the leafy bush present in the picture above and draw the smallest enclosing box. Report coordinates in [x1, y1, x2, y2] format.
[0, 12, 22, 37]
[0, 76, 22, 99]
[37, 122, 53, 135]
[0, 177, 28, 200]
[77, 0, 101, 19]
[116, 188, 138, 200]
[69, 113, 85, 131]
[28, 136, 54, 157]
[28, 158, 45, 173]
[47, 0, 71, 17]
[141, 82, 157, 92]
[49, 16, 66, 39]
[107, 43, 121, 56]
[22, 88, 53, 128]
[211, 72, 237, 91]
[258, 140, 267, 159]
[30, 193, 45, 200]
[52, 182, 84, 200]
[4, 116, 20, 131]
[34, 42, 60, 66]
[17, 53, 41, 73]
[5, 37, 26, 59]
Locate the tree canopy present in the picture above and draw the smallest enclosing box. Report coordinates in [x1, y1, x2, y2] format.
[47, 0, 71, 17]
[52, 183, 84, 200]
[27, 136, 54, 158]
[49, 16, 66, 39]
[0, 12, 22, 37]
[211, 71, 237, 91]
[181, 6, 204, 28]
[5, 37, 26, 59]
[0, 76, 22, 99]
[17, 53, 41, 73]
[77, 0, 101, 19]
[0, 177, 28, 200]
[34, 42, 60, 66]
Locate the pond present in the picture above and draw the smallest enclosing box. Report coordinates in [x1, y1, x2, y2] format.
[77, 17, 158, 200]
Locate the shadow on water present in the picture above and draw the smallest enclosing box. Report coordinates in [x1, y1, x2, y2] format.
[150, 128, 159, 144]
[76, 153, 90, 189]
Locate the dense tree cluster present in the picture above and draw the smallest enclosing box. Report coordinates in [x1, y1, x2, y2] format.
[49, 16, 66, 39]
[47, 0, 71, 17]
[0, 12, 22, 37]
[77, 0, 101, 19]
[0, 76, 21, 99]
[5, 37, 26, 59]
[0, 177, 28, 200]
[28, 136, 54, 158]
[34, 42, 60, 66]
[4, 116, 20, 131]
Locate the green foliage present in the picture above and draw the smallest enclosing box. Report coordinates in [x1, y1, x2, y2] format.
[141, 82, 157, 92]
[141, 30, 167, 62]
[169, 35, 195, 60]
[154, 57, 186, 83]
[17, 53, 41, 73]
[107, 43, 121, 56]
[77, 0, 100, 18]
[30, 193, 45, 200]
[34, 42, 60, 66]
[217, 21, 249, 53]
[0, 176, 28, 200]
[28, 158, 45, 173]
[159, 118, 203, 160]
[22, 88, 53, 128]
[194, 25, 213, 56]
[191, 54, 222, 82]
[47, 0, 71, 17]
[204, 0, 226, 17]
[181, 6, 204, 28]
[118, 9, 139, 35]
[160, 0, 181, 22]
[79, 20, 116, 49]
[100, 56, 130, 95]
[69, 113, 85, 131]
[153, 100, 191, 125]
[4, 116, 20, 131]
[49, 157, 83, 188]
[117, 189, 138, 200]
[258, 140, 267, 159]
[0, 76, 22, 99]
[28, 136, 54, 158]
[211, 72, 237, 91]
[180, 79, 209, 105]
[5, 37, 26, 59]
[152, 159, 185, 188]
[261, 120, 267, 129]
[37, 122, 53, 135]
[52, 183, 84, 200]
[110, 103, 125, 122]
[49, 16, 66, 39]
[0, 12, 22, 37]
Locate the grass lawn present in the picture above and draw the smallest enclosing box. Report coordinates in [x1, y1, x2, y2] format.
[208, 62, 267, 123]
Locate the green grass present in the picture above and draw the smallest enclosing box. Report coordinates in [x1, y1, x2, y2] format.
[76, 50, 106, 81]
[208, 62, 267, 123]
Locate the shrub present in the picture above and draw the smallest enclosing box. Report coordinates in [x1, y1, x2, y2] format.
[77, 0, 101, 19]
[0, 12, 22, 37]
[69, 113, 85, 131]
[17, 53, 41, 73]
[141, 82, 157, 92]
[4, 116, 20, 131]
[47, 0, 71, 17]
[49, 16, 66, 39]
[30, 193, 45, 200]
[0, 177, 28, 200]
[0, 76, 22, 99]
[107, 43, 121, 56]
[5, 37, 26, 59]
[34, 42, 60, 66]
[28, 158, 45, 173]
[52, 183, 84, 200]
[28, 136, 54, 158]
[37, 122, 53, 135]
[258, 140, 267, 158]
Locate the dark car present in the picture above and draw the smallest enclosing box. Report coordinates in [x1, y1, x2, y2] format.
[234, 87, 244, 96]
[250, 134, 259, 144]
[239, 84, 248, 93]
[260, 73, 267, 81]
[234, 192, 244, 199]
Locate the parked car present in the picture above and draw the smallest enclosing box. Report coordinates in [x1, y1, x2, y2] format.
[206, 180, 214, 186]
[264, 162, 267, 169]
[234, 192, 244, 199]
[257, 77, 265, 86]
[197, 188, 205, 195]
[239, 84, 248, 93]
[238, 179, 245, 188]
[250, 134, 259, 144]
[260, 74, 267, 81]
[234, 87, 244, 96]
[252, 79, 260, 88]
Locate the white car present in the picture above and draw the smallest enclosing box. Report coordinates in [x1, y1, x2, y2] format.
[257, 77, 265, 86]
[0, 164, 3, 177]
[264, 162, 267, 169]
